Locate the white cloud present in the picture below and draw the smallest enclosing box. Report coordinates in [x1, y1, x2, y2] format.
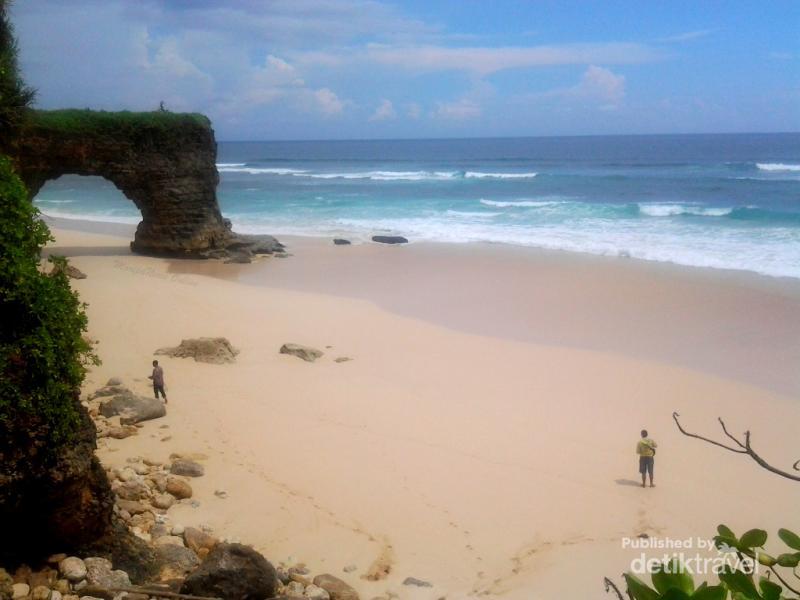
[578, 65, 626, 105]
[432, 98, 481, 120]
[369, 99, 396, 121]
[406, 102, 422, 119]
[313, 88, 345, 115]
[296, 42, 662, 76]
[657, 29, 715, 43]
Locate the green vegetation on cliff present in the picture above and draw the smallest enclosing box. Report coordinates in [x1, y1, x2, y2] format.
[0, 156, 98, 447]
[0, 1, 97, 450]
[29, 108, 211, 136]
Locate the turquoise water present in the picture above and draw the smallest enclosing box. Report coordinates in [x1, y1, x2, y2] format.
[34, 133, 800, 278]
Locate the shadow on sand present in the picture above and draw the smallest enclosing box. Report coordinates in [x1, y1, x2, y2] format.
[43, 245, 131, 258]
[615, 478, 644, 487]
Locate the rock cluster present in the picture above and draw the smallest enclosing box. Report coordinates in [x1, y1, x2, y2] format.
[84, 380, 165, 439]
[155, 338, 239, 364]
[0, 373, 449, 600]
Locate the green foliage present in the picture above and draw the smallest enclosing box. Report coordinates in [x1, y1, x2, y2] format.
[28, 108, 210, 136]
[616, 527, 800, 600]
[0, 155, 98, 449]
[0, 0, 36, 135]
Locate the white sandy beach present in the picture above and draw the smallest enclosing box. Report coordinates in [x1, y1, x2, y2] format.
[46, 222, 800, 600]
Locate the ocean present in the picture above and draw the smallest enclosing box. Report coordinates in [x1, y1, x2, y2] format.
[33, 133, 800, 279]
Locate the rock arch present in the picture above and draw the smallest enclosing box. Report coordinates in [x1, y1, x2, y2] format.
[5, 110, 281, 258]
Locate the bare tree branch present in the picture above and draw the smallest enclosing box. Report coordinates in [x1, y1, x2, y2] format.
[603, 577, 628, 600]
[719, 417, 747, 450]
[673, 412, 800, 482]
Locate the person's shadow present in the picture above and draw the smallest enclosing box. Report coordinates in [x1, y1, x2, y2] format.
[615, 478, 643, 487]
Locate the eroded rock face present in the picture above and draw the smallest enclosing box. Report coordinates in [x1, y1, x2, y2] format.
[0, 404, 114, 563]
[4, 110, 284, 259]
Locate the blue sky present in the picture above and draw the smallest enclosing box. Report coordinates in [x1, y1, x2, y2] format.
[12, 0, 800, 140]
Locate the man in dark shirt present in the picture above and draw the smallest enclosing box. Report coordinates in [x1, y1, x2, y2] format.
[149, 359, 167, 403]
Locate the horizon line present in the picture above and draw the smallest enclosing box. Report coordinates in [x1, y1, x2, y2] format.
[216, 131, 800, 144]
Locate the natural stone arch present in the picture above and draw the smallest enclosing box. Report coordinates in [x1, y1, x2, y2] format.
[4, 110, 281, 258]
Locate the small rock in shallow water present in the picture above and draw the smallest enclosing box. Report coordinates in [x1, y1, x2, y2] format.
[334, 357, 352, 363]
[333, 239, 351, 245]
[371, 235, 408, 245]
[342, 565, 357, 573]
[214, 489, 228, 499]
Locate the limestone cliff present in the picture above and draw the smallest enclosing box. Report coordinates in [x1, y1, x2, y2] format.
[3, 110, 282, 258]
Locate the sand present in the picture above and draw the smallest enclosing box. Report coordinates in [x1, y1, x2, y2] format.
[45, 221, 800, 599]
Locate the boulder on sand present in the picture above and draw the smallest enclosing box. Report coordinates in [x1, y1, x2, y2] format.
[371, 235, 408, 244]
[156, 544, 200, 580]
[279, 344, 324, 363]
[155, 338, 239, 364]
[332, 239, 351, 245]
[170, 460, 204, 478]
[180, 543, 278, 600]
[312, 574, 360, 600]
[99, 392, 166, 425]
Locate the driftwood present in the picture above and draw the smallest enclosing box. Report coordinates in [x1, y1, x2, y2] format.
[81, 585, 221, 600]
[672, 412, 800, 482]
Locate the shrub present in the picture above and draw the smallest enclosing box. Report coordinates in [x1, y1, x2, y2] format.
[0, 0, 35, 135]
[0, 155, 98, 453]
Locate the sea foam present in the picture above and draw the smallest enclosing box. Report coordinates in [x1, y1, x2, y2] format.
[638, 203, 733, 217]
[756, 162, 800, 172]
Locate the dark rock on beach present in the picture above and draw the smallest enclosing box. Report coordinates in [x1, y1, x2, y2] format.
[402, 577, 432, 587]
[155, 544, 201, 580]
[170, 460, 205, 478]
[155, 337, 239, 364]
[371, 235, 408, 244]
[333, 238, 351, 245]
[279, 343, 324, 362]
[99, 392, 166, 425]
[312, 574, 360, 600]
[180, 543, 278, 600]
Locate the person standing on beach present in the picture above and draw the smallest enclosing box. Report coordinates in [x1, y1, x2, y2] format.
[149, 359, 167, 403]
[636, 429, 657, 488]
